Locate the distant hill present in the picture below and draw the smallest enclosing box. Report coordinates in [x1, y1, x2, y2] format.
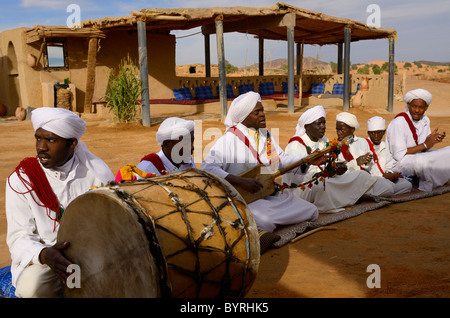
[241, 56, 329, 70]
[414, 60, 450, 66]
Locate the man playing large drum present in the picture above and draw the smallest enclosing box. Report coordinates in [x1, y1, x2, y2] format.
[201, 92, 324, 240]
[5, 107, 114, 298]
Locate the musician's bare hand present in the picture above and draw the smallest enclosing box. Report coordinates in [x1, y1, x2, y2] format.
[226, 175, 263, 193]
[335, 161, 348, 175]
[309, 150, 327, 166]
[356, 152, 373, 166]
[425, 128, 446, 148]
[39, 242, 72, 285]
[383, 171, 402, 183]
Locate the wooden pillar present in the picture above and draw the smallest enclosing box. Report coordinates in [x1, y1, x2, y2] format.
[204, 34, 211, 78]
[215, 16, 227, 122]
[343, 27, 351, 111]
[388, 37, 395, 113]
[258, 38, 264, 76]
[287, 24, 295, 113]
[337, 42, 343, 74]
[84, 37, 98, 113]
[138, 19, 150, 127]
[297, 40, 304, 107]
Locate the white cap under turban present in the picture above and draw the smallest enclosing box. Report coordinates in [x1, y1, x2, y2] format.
[156, 117, 195, 146]
[336, 112, 359, 130]
[404, 89, 432, 106]
[224, 91, 261, 129]
[32, 107, 86, 140]
[295, 105, 326, 137]
[367, 116, 386, 131]
[31, 107, 114, 184]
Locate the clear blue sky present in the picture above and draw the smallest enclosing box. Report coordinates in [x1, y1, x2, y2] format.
[1, 0, 449, 67]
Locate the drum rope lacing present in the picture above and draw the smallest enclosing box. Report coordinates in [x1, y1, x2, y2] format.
[117, 169, 254, 297]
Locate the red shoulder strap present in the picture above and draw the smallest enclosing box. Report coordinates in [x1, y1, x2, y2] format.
[395, 112, 418, 145]
[365, 138, 384, 175]
[140, 153, 167, 175]
[227, 126, 263, 164]
[288, 136, 312, 154]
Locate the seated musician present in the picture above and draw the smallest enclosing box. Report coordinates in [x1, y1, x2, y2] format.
[335, 112, 397, 197]
[5, 107, 115, 298]
[200, 92, 325, 238]
[115, 117, 195, 181]
[282, 106, 377, 213]
[365, 116, 412, 195]
[385, 89, 450, 191]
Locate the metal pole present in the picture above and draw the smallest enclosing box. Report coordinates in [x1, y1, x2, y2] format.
[343, 27, 351, 111]
[388, 37, 395, 113]
[204, 34, 211, 78]
[215, 17, 227, 122]
[137, 19, 150, 127]
[287, 25, 295, 113]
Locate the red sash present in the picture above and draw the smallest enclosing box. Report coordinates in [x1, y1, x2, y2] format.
[227, 126, 263, 164]
[340, 144, 354, 161]
[140, 153, 167, 175]
[395, 112, 418, 145]
[365, 138, 384, 175]
[8, 157, 62, 230]
[288, 136, 312, 154]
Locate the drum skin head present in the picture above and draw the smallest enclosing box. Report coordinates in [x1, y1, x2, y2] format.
[57, 189, 160, 298]
[58, 168, 260, 298]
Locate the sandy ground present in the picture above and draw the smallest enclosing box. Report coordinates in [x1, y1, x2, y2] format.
[1, 78, 449, 298]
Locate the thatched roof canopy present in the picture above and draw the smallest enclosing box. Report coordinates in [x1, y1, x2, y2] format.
[70, 2, 396, 45]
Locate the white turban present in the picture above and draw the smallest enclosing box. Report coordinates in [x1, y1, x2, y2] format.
[336, 112, 359, 130]
[367, 116, 386, 131]
[31, 107, 114, 184]
[156, 117, 195, 146]
[32, 107, 86, 140]
[404, 89, 432, 106]
[224, 91, 261, 129]
[295, 105, 326, 137]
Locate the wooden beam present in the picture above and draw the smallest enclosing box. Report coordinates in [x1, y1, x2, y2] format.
[202, 13, 296, 35]
[204, 34, 211, 78]
[298, 40, 304, 107]
[138, 19, 151, 127]
[215, 16, 227, 122]
[84, 37, 98, 113]
[287, 24, 295, 113]
[343, 27, 351, 111]
[259, 38, 264, 76]
[388, 37, 395, 113]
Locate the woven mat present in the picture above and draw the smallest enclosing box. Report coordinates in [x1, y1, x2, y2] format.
[273, 183, 450, 248]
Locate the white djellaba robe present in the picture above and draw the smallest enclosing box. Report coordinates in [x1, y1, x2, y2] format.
[337, 135, 396, 197]
[137, 150, 196, 177]
[6, 156, 110, 288]
[364, 138, 412, 195]
[283, 133, 377, 213]
[201, 123, 319, 232]
[386, 110, 450, 192]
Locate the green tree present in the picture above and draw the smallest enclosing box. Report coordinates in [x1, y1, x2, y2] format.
[225, 60, 239, 74]
[357, 64, 370, 74]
